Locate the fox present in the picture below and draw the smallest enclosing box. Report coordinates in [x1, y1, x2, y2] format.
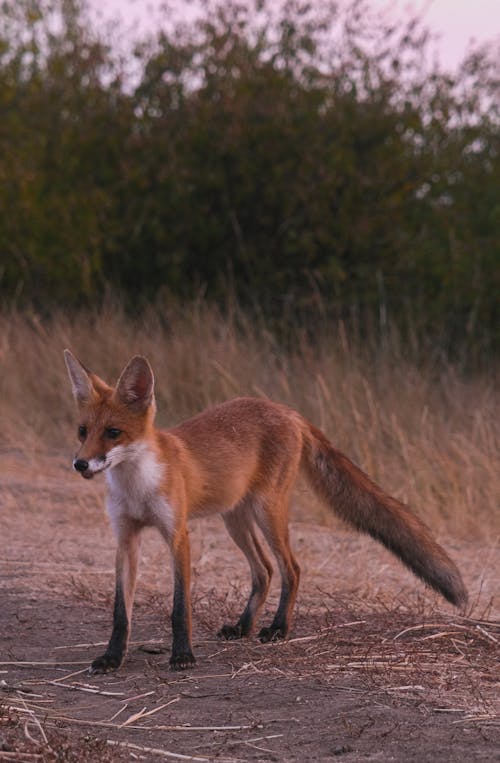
[64, 350, 468, 672]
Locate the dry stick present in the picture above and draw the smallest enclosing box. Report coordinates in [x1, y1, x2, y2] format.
[325, 663, 414, 671]
[3, 705, 115, 727]
[6, 701, 56, 714]
[53, 638, 164, 651]
[16, 699, 52, 763]
[286, 621, 367, 645]
[242, 741, 275, 754]
[0, 684, 44, 698]
[418, 631, 466, 642]
[393, 621, 499, 642]
[106, 740, 215, 762]
[206, 648, 227, 659]
[231, 734, 284, 747]
[0, 560, 104, 568]
[0, 661, 90, 667]
[392, 623, 448, 640]
[456, 715, 500, 726]
[119, 705, 147, 727]
[52, 640, 108, 650]
[119, 698, 179, 728]
[8, 697, 99, 718]
[455, 614, 500, 630]
[426, 623, 496, 643]
[108, 703, 129, 723]
[5, 708, 256, 733]
[50, 667, 89, 682]
[231, 662, 264, 679]
[167, 672, 233, 683]
[45, 680, 125, 697]
[19, 697, 49, 747]
[137, 724, 256, 733]
[474, 625, 498, 644]
[23, 720, 45, 748]
[0, 754, 43, 761]
[125, 690, 156, 702]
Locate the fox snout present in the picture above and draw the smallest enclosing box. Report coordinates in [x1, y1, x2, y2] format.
[74, 458, 89, 474]
[73, 456, 106, 479]
[73, 457, 95, 479]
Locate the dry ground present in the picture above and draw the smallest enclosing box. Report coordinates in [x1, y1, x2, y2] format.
[1, 450, 499, 762]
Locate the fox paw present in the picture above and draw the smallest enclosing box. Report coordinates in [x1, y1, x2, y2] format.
[258, 626, 286, 643]
[169, 651, 196, 671]
[89, 654, 122, 674]
[217, 624, 245, 640]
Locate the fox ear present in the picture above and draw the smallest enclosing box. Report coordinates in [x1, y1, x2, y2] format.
[114, 355, 154, 411]
[64, 349, 94, 405]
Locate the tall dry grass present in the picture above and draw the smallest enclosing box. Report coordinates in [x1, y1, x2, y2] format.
[1, 301, 498, 539]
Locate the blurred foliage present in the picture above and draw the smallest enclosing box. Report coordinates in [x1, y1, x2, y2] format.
[0, 0, 499, 359]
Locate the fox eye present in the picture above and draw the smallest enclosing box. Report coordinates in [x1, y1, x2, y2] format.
[78, 425, 87, 439]
[105, 427, 122, 440]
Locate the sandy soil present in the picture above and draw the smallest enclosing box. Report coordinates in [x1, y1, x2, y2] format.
[1, 451, 499, 762]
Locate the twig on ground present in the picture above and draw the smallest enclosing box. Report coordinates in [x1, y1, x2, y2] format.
[45, 680, 125, 697]
[106, 739, 234, 761]
[119, 698, 179, 727]
[53, 638, 165, 651]
[19, 699, 48, 747]
[108, 703, 129, 723]
[4, 707, 258, 734]
[0, 661, 90, 668]
[50, 668, 88, 681]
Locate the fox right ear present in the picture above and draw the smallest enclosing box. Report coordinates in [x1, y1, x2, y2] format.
[114, 355, 154, 411]
[64, 349, 94, 405]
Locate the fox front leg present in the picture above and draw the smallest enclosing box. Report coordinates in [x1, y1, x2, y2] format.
[169, 530, 195, 670]
[90, 525, 140, 673]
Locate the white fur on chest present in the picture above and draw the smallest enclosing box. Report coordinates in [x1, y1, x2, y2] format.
[105, 441, 174, 537]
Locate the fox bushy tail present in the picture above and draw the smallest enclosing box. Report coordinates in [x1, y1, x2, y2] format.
[301, 422, 468, 607]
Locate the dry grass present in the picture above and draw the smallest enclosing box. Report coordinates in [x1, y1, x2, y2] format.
[0, 301, 498, 539]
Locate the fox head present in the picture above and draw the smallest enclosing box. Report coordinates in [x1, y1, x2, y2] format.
[64, 350, 156, 479]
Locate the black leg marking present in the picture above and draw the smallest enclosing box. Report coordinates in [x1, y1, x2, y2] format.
[170, 570, 195, 671]
[90, 581, 128, 673]
[217, 578, 265, 640]
[258, 581, 291, 643]
[256, 548, 300, 644]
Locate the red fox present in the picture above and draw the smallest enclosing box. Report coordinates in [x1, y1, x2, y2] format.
[64, 350, 467, 672]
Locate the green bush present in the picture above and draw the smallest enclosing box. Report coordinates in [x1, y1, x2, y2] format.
[0, 0, 498, 357]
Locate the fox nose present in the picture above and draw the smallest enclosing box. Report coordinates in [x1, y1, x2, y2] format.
[74, 459, 89, 473]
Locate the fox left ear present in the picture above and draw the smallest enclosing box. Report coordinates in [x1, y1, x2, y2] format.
[115, 355, 155, 411]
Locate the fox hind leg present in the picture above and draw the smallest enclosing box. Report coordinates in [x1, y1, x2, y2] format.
[253, 499, 300, 643]
[218, 507, 273, 640]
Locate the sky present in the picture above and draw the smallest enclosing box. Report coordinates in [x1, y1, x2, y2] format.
[91, 0, 500, 71]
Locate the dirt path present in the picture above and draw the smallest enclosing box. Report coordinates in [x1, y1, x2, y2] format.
[1, 452, 499, 761]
